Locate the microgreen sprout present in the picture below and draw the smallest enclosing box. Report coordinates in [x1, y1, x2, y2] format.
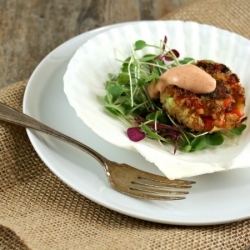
[104, 36, 246, 153]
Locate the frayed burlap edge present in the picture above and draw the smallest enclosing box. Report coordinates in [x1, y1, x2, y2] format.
[2, 0, 250, 248]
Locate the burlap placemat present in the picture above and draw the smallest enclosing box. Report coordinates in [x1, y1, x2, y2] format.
[1, 0, 250, 249]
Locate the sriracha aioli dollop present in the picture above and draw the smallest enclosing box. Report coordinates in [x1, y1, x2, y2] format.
[148, 64, 216, 99]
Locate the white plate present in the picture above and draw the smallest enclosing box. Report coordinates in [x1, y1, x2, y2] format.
[23, 21, 250, 225]
[64, 20, 250, 180]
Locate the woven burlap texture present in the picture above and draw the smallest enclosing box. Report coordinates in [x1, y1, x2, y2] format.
[164, 0, 250, 40]
[1, 0, 250, 249]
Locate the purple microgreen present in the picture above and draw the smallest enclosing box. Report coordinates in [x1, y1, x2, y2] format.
[167, 114, 191, 144]
[155, 123, 185, 131]
[160, 130, 181, 140]
[139, 110, 157, 119]
[173, 139, 179, 154]
[127, 127, 145, 142]
[105, 36, 245, 153]
[134, 117, 145, 124]
[164, 49, 180, 61]
[159, 130, 181, 154]
[162, 35, 167, 50]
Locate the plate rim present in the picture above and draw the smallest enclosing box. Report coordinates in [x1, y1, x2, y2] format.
[63, 20, 250, 180]
[23, 20, 250, 226]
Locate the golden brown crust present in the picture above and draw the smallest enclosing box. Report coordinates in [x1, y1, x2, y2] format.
[160, 60, 246, 132]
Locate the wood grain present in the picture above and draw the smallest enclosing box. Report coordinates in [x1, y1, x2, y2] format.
[0, 0, 194, 88]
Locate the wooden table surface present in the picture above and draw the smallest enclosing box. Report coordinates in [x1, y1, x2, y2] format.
[0, 0, 194, 89]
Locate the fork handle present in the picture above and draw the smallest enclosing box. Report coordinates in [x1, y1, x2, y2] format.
[0, 102, 109, 169]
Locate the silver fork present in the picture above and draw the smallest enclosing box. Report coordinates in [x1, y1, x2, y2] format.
[0, 102, 195, 200]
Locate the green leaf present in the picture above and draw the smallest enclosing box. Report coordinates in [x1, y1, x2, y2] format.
[144, 72, 159, 82]
[230, 124, 247, 135]
[146, 113, 157, 121]
[106, 80, 118, 88]
[204, 133, 224, 146]
[107, 85, 126, 102]
[107, 73, 117, 80]
[105, 105, 125, 116]
[151, 59, 166, 75]
[145, 110, 162, 121]
[104, 94, 111, 105]
[179, 57, 195, 64]
[121, 57, 133, 73]
[139, 54, 156, 62]
[140, 123, 165, 141]
[182, 144, 192, 152]
[136, 78, 146, 87]
[157, 112, 171, 124]
[134, 40, 147, 50]
[104, 38, 247, 154]
[122, 105, 134, 116]
[117, 72, 130, 84]
[190, 137, 206, 151]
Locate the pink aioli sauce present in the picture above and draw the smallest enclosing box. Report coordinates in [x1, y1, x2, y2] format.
[148, 64, 216, 99]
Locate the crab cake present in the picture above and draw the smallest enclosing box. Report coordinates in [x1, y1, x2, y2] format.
[158, 60, 246, 132]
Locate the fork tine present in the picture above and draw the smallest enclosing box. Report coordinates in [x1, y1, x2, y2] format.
[128, 170, 194, 200]
[133, 180, 192, 189]
[138, 172, 195, 185]
[130, 186, 188, 195]
[128, 191, 186, 200]
[0, 103, 194, 201]
[107, 162, 194, 200]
